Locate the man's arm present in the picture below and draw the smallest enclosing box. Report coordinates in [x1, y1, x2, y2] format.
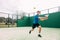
[39, 17, 48, 21]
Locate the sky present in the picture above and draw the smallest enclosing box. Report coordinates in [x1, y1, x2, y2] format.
[0, 0, 60, 18]
[0, 0, 60, 13]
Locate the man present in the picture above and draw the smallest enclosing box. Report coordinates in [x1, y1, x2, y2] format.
[29, 11, 48, 37]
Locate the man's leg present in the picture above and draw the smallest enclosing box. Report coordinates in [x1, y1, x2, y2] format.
[38, 26, 42, 37]
[38, 26, 41, 33]
[29, 24, 36, 34]
[29, 28, 34, 34]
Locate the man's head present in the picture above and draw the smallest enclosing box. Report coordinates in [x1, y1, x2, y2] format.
[37, 11, 41, 15]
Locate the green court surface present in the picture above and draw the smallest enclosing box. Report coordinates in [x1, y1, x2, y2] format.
[0, 27, 60, 40]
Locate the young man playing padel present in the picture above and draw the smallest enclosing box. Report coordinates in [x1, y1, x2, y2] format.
[29, 11, 48, 37]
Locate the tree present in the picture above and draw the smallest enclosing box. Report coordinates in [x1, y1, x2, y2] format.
[0, 17, 5, 23]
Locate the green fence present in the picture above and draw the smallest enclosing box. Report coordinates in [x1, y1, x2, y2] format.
[16, 12, 60, 28]
[16, 16, 33, 27]
[39, 12, 60, 28]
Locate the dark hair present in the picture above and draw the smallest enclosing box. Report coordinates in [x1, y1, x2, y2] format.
[37, 11, 41, 14]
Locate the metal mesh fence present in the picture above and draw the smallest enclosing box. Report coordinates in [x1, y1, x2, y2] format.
[0, 6, 60, 27]
[0, 12, 17, 28]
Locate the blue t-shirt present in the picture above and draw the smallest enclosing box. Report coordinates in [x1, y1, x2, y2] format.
[33, 15, 39, 24]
